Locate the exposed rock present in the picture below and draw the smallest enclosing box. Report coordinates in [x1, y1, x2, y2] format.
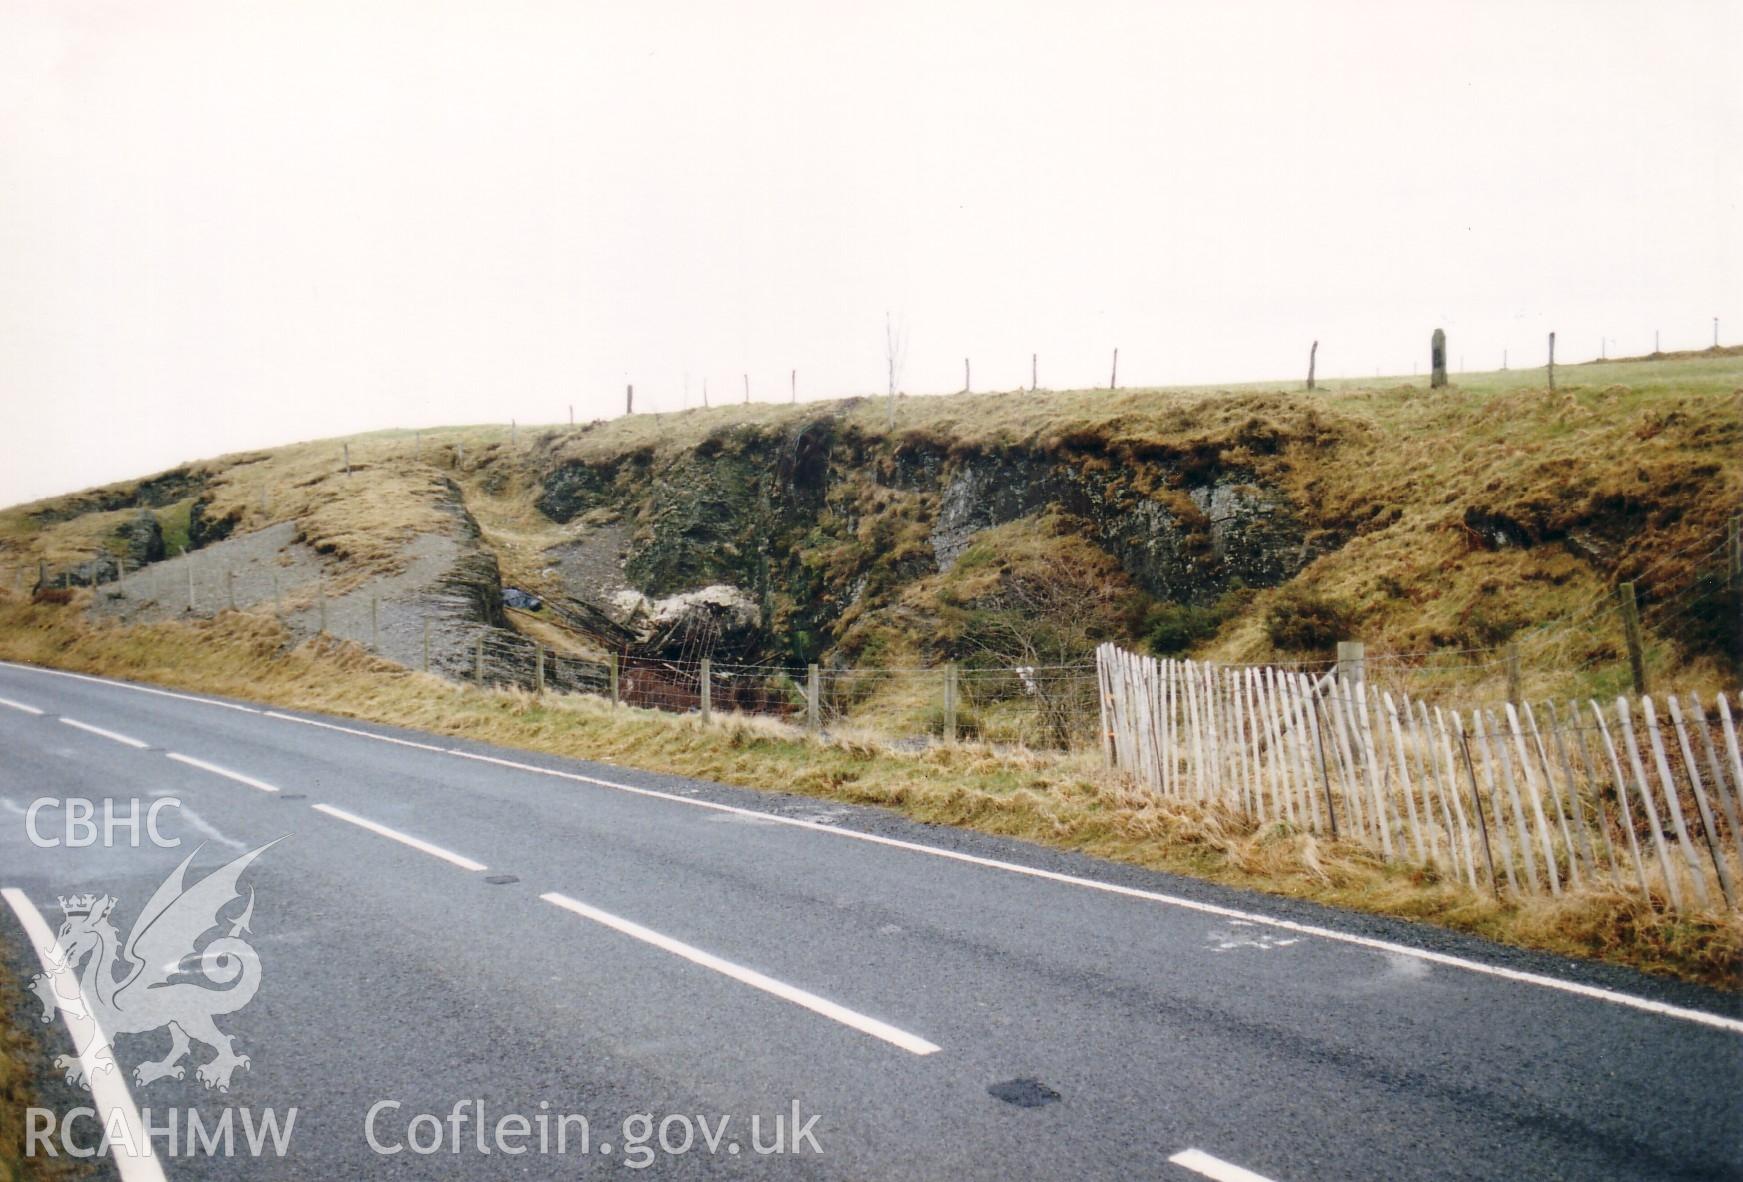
[187, 498, 237, 550]
[117, 510, 165, 567]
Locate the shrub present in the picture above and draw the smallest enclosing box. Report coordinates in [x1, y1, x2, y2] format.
[1263, 587, 1350, 653]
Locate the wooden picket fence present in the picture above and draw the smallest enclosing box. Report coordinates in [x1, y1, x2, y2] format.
[1095, 644, 1743, 913]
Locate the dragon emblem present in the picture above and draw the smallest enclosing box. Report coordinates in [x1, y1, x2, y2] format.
[28, 840, 277, 1093]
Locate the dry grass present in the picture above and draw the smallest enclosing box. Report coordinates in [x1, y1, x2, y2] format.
[0, 934, 93, 1182]
[1, 592, 1736, 990]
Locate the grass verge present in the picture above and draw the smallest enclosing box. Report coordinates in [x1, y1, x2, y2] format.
[0, 594, 1738, 991]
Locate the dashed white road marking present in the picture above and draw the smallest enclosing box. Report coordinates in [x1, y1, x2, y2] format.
[9, 662, 1743, 1037]
[1170, 1148, 1280, 1182]
[311, 803, 487, 872]
[0, 695, 44, 715]
[1, 887, 169, 1182]
[0, 659, 259, 713]
[60, 717, 150, 749]
[541, 890, 940, 1056]
[147, 790, 247, 850]
[165, 751, 281, 793]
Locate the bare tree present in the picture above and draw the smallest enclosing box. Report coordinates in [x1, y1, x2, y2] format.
[961, 560, 1126, 747]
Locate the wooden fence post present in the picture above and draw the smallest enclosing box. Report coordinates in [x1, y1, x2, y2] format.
[1336, 640, 1365, 687]
[943, 663, 958, 743]
[806, 663, 820, 737]
[1617, 582, 1646, 695]
[700, 658, 712, 723]
[1505, 641, 1521, 705]
[187, 553, 196, 612]
[1547, 331, 1556, 391]
[1031, 353, 1037, 392]
[1307, 340, 1318, 391]
[609, 653, 620, 707]
[626, 384, 634, 415]
[963, 358, 970, 393]
[1110, 347, 1118, 390]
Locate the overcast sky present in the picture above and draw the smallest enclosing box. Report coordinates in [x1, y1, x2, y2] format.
[1, 0, 1737, 507]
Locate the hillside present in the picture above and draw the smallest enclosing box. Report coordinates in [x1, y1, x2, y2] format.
[4, 350, 1738, 705]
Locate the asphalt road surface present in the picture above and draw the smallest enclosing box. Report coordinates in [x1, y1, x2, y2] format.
[1, 659, 1739, 1181]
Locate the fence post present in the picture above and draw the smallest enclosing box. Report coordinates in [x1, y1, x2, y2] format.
[343, 442, 351, 477]
[370, 596, 379, 651]
[1031, 352, 1037, 392]
[1729, 514, 1741, 670]
[116, 556, 126, 594]
[1430, 328, 1447, 388]
[1504, 641, 1521, 705]
[1110, 347, 1118, 390]
[943, 663, 958, 742]
[186, 553, 196, 611]
[806, 664, 820, 737]
[609, 653, 620, 707]
[536, 647, 545, 695]
[1547, 331, 1556, 391]
[700, 658, 712, 723]
[1306, 340, 1318, 391]
[474, 636, 484, 685]
[37, 559, 47, 592]
[422, 619, 430, 673]
[1336, 640, 1365, 686]
[1617, 582, 1646, 695]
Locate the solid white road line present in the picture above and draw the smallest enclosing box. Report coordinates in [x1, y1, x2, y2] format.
[1, 887, 170, 1182]
[311, 803, 488, 872]
[60, 717, 150, 749]
[166, 751, 281, 793]
[0, 695, 44, 714]
[0, 658, 260, 712]
[447, 748, 1743, 1035]
[1170, 1149, 1280, 1182]
[264, 710, 451, 753]
[12, 661, 1743, 1036]
[540, 890, 940, 1055]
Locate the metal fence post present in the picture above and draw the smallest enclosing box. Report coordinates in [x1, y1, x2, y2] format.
[700, 658, 712, 724]
[806, 664, 820, 737]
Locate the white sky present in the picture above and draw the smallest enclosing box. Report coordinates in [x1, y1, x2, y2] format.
[1, 0, 1738, 507]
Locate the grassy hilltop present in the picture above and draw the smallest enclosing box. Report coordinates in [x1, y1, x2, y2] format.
[4, 348, 1738, 702]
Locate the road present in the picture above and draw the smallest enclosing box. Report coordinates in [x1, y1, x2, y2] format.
[0, 658, 1739, 1180]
